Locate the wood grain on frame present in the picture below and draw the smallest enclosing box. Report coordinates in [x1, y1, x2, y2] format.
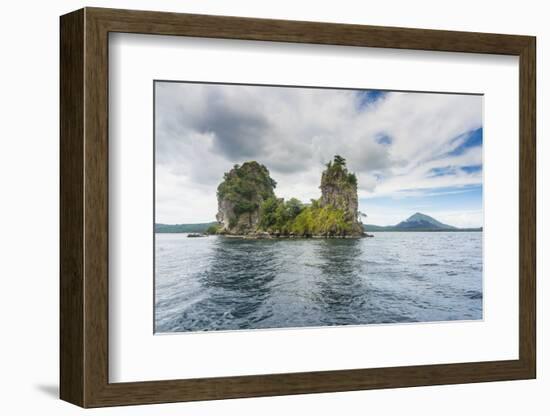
[60, 7, 536, 408]
[60, 8, 85, 406]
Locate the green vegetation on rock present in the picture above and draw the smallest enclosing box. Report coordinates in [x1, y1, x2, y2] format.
[259, 197, 304, 233]
[323, 155, 358, 189]
[215, 156, 365, 237]
[318, 155, 364, 235]
[258, 195, 354, 237]
[216, 162, 277, 234]
[217, 162, 276, 216]
[289, 204, 353, 236]
[205, 223, 222, 235]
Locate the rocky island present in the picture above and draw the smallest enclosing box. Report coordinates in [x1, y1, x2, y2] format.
[213, 155, 367, 238]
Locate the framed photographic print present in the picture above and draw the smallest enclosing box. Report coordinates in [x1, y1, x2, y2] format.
[60, 7, 536, 407]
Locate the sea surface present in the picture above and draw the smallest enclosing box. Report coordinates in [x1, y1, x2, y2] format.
[155, 232, 482, 333]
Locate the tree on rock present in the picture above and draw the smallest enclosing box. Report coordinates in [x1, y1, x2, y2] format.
[216, 162, 276, 234]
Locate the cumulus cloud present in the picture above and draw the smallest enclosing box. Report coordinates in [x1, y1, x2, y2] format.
[155, 82, 482, 224]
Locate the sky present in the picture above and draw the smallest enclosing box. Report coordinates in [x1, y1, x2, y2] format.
[155, 82, 483, 228]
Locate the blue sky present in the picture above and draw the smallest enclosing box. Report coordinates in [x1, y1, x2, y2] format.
[357, 90, 388, 108]
[359, 126, 483, 227]
[155, 83, 483, 227]
[361, 184, 482, 227]
[353, 94, 483, 227]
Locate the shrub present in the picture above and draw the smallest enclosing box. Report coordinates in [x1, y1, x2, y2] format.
[217, 161, 277, 216]
[205, 224, 221, 235]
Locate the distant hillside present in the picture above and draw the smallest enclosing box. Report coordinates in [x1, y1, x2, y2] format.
[363, 213, 482, 232]
[362, 224, 392, 231]
[155, 222, 217, 233]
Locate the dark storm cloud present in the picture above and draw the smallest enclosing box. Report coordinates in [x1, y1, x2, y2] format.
[155, 83, 272, 167]
[194, 98, 270, 159]
[350, 136, 392, 172]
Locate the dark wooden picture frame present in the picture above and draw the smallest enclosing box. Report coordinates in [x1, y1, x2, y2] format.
[60, 7, 536, 408]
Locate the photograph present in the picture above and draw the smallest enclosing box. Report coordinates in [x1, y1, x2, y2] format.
[154, 81, 484, 333]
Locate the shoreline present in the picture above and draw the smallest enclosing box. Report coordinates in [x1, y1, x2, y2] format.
[220, 233, 371, 240]
[156, 229, 482, 235]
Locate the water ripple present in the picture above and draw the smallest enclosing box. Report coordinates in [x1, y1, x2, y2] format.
[155, 232, 483, 332]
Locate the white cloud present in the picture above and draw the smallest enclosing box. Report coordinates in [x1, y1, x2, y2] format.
[434, 210, 483, 229]
[155, 82, 482, 224]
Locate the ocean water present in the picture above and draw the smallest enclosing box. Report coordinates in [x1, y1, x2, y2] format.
[155, 232, 482, 333]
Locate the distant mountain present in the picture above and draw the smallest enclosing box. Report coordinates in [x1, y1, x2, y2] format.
[395, 212, 456, 230]
[155, 222, 217, 233]
[362, 224, 392, 231]
[364, 213, 481, 232]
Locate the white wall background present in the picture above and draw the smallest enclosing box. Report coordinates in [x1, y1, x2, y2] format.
[0, 0, 545, 414]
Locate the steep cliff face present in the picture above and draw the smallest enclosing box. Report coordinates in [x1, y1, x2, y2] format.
[216, 162, 276, 234]
[319, 156, 363, 235]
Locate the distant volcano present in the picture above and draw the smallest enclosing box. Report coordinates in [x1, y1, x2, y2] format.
[395, 212, 456, 230]
[363, 213, 480, 232]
